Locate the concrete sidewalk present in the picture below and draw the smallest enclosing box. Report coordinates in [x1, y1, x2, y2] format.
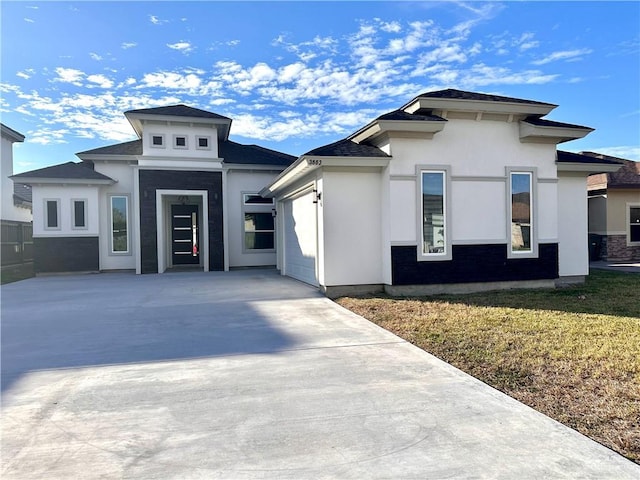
[2, 270, 638, 479]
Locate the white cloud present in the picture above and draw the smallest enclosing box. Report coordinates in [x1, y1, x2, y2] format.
[532, 48, 593, 65]
[29, 128, 69, 145]
[167, 41, 192, 53]
[54, 67, 85, 86]
[121, 42, 137, 49]
[86, 74, 114, 89]
[149, 15, 167, 25]
[89, 52, 102, 61]
[139, 71, 202, 92]
[16, 70, 33, 80]
[24, 18, 35, 23]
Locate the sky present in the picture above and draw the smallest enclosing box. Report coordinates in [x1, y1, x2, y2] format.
[1, 1, 639, 174]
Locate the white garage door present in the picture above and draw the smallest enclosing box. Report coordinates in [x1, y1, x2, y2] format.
[283, 188, 318, 286]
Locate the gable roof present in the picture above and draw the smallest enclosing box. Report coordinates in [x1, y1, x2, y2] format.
[13, 183, 32, 205]
[556, 150, 625, 175]
[412, 88, 556, 107]
[124, 104, 231, 121]
[219, 140, 296, 166]
[304, 138, 389, 157]
[584, 152, 639, 190]
[10, 162, 116, 185]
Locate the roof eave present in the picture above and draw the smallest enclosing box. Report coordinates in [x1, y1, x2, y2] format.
[556, 162, 623, 173]
[404, 97, 556, 117]
[520, 122, 594, 144]
[1, 124, 26, 143]
[349, 120, 446, 144]
[124, 112, 232, 140]
[76, 153, 139, 162]
[9, 176, 116, 186]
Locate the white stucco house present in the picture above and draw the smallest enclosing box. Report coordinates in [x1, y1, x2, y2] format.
[11, 106, 295, 274]
[12, 90, 622, 295]
[260, 89, 622, 296]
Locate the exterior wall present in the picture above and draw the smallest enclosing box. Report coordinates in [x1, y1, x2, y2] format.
[320, 169, 383, 286]
[557, 174, 589, 277]
[606, 235, 640, 261]
[227, 170, 280, 268]
[1, 135, 31, 223]
[93, 162, 137, 271]
[32, 185, 100, 237]
[588, 196, 607, 234]
[138, 170, 223, 273]
[606, 190, 640, 234]
[34, 237, 99, 273]
[141, 122, 219, 158]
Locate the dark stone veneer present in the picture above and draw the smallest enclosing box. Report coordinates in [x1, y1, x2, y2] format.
[391, 243, 558, 285]
[138, 170, 224, 274]
[34, 236, 99, 273]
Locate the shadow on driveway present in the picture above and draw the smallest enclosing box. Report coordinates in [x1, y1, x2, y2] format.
[1, 269, 312, 394]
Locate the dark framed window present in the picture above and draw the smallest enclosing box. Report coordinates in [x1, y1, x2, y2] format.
[630, 206, 640, 244]
[72, 199, 87, 229]
[151, 135, 164, 147]
[196, 136, 210, 149]
[45, 199, 59, 229]
[244, 212, 275, 250]
[174, 135, 188, 149]
[243, 194, 274, 205]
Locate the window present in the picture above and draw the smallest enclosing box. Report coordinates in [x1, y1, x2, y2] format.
[509, 171, 535, 256]
[243, 194, 274, 205]
[110, 196, 129, 254]
[72, 199, 87, 229]
[174, 135, 188, 149]
[151, 134, 165, 148]
[629, 205, 640, 244]
[44, 199, 60, 229]
[420, 170, 448, 258]
[242, 193, 275, 251]
[244, 213, 275, 250]
[196, 136, 210, 150]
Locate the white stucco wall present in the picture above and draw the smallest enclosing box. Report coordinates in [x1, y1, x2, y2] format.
[558, 174, 589, 277]
[320, 169, 383, 286]
[141, 123, 220, 158]
[1, 135, 32, 223]
[93, 162, 136, 270]
[226, 170, 281, 268]
[32, 185, 100, 237]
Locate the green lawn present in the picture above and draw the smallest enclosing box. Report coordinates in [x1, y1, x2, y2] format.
[337, 269, 640, 464]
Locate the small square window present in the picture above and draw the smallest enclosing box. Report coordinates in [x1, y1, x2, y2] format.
[174, 135, 188, 149]
[151, 135, 164, 147]
[198, 137, 209, 148]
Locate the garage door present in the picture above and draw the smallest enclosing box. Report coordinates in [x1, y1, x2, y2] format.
[283, 188, 318, 286]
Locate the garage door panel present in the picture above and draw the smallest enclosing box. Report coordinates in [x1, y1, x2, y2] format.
[284, 190, 317, 286]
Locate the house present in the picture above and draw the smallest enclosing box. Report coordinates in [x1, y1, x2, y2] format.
[10, 106, 296, 274]
[587, 152, 640, 261]
[260, 89, 623, 297]
[1, 123, 33, 268]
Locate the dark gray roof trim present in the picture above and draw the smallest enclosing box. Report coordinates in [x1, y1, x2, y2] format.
[413, 88, 555, 106]
[524, 117, 592, 130]
[11, 162, 116, 181]
[304, 138, 390, 157]
[77, 139, 142, 156]
[125, 104, 231, 121]
[219, 140, 296, 166]
[557, 151, 623, 165]
[1, 123, 25, 142]
[376, 109, 447, 122]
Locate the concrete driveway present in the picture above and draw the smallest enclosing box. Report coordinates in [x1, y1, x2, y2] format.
[2, 270, 638, 479]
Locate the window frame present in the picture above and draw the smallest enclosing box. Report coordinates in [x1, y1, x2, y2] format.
[173, 134, 188, 149]
[71, 198, 88, 230]
[109, 195, 131, 255]
[507, 167, 538, 259]
[150, 134, 165, 149]
[43, 198, 61, 230]
[627, 203, 640, 246]
[196, 136, 211, 150]
[241, 192, 275, 253]
[416, 165, 452, 262]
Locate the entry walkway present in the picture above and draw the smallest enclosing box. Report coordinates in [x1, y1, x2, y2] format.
[2, 270, 638, 479]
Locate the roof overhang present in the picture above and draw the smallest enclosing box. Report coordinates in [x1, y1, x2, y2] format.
[76, 154, 139, 162]
[261, 155, 391, 198]
[404, 97, 556, 117]
[520, 121, 594, 144]
[9, 176, 116, 186]
[124, 112, 232, 141]
[349, 120, 446, 144]
[1, 124, 25, 143]
[556, 162, 623, 173]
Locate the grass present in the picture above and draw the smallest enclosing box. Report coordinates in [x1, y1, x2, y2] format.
[336, 269, 640, 464]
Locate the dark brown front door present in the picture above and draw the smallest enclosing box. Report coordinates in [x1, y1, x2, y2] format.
[171, 204, 199, 265]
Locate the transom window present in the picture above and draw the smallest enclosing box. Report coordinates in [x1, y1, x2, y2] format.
[243, 194, 274, 205]
[421, 170, 447, 257]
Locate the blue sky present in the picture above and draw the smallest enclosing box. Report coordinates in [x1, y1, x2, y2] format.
[2, 1, 639, 173]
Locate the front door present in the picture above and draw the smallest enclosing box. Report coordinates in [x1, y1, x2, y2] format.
[171, 204, 200, 265]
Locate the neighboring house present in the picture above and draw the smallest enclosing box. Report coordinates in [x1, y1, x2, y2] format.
[1, 123, 33, 267]
[11, 105, 295, 274]
[587, 152, 640, 261]
[261, 89, 622, 296]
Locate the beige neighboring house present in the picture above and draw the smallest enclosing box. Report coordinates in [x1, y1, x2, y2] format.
[1, 123, 33, 267]
[587, 152, 640, 261]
